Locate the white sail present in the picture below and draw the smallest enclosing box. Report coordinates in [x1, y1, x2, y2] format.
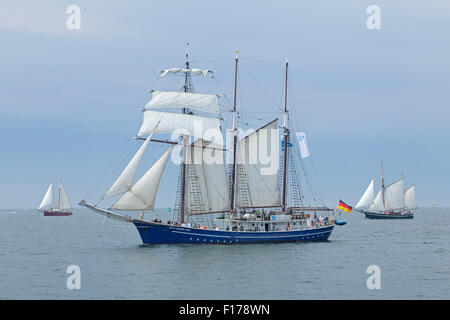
[112, 147, 173, 211]
[404, 185, 417, 209]
[384, 178, 405, 210]
[58, 179, 72, 210]
[355, 180, 374, 209]
[185, 140, 229, 214]
[369, 189, 385, 211]
[236, 120, 280, 208]
[146, 91, 220, 115]
[39, 184, 53, 211]
[103, 133, 153, 198]
[138, 110, 221, 141]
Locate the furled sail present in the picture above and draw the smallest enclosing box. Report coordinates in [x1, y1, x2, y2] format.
[185, 140, 229, 214]
[384, 178, 405, 210]
[404, 185, 417, 209]
[369, 189, 385, 211]
[138, 110, 221, 141]
[112, 147, 173, 211]
[58, 180, 72, 210]
[103, 133, 153, 198]
[145, 91, 220, 115]
[159, 68, 213, 78]
[236, 120, 280, 208]
[39, 184, 53, 211]
[355, 180, 374, 209]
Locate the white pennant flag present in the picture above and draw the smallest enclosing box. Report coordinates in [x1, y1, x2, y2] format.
[295, 132, 310, 158]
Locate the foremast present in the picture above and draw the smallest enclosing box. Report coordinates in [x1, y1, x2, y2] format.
[179, 48, 191, 224]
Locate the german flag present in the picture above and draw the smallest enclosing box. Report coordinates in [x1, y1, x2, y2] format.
[337, 200, 352, 213]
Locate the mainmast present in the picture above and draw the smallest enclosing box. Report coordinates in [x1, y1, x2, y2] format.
[281, 60, 289, 214]
[230, 52, 239, 215]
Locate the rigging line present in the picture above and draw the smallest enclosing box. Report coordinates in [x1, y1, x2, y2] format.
[300, 157, 326, 205]
[240, 62, 283, 112]
[148, 74, 162, 92]
[86, 74, 165, 202]
[190, 58, 234, 63]
[212, 59, 237, 110]
[293, 139, 321, 204]
[83, 126, 139, 202]
[240, 58, 284, 64]
[288, 72, 325, 204]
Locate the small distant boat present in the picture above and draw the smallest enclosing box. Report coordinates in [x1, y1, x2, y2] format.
[38, 178, 72, 216]
[354, 163, 416, 219]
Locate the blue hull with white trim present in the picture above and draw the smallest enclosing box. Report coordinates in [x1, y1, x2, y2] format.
[133, 220, 334, 245]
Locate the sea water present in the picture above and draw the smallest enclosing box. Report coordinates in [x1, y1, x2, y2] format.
[0, 207, 448, 299]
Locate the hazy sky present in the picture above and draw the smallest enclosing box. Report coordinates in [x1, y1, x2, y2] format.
[1, 0, 449, 209]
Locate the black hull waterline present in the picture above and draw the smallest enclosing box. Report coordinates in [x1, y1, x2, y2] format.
[362, 211, 414, 219]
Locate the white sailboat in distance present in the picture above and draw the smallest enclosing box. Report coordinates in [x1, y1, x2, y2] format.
[354, 163, 416, 219]
[38, 178, 72, 216]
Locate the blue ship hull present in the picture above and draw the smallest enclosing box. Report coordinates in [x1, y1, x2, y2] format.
[133, 220, 334, 245]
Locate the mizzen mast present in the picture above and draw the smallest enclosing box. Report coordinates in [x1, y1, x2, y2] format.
[230, 52, 239, 215]
[281, 60, 289, 214]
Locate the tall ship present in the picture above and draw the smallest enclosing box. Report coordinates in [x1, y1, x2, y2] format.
[354, 163, 416, 219]
[80, 52, 336, 244]
[39, 179, 72, 216]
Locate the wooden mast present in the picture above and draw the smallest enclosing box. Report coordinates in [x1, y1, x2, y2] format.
[230, 52, 239, 215]
[281, 60, 289, 214]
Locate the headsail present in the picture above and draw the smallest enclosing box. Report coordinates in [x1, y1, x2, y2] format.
[236, 119, 280, 208]
[112, 146, 173, 211]
[185, 139, 229, 214]
[103, 133, 153, 198]
[404, 185, 417, 210]
[145, 91, 220, 115]
[369, 189, 385, 211]
[39, 183, 53, 211]
[384, 178, 405, 210]
[355, 180, 374, 209]
[58, 179, 72, 211]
